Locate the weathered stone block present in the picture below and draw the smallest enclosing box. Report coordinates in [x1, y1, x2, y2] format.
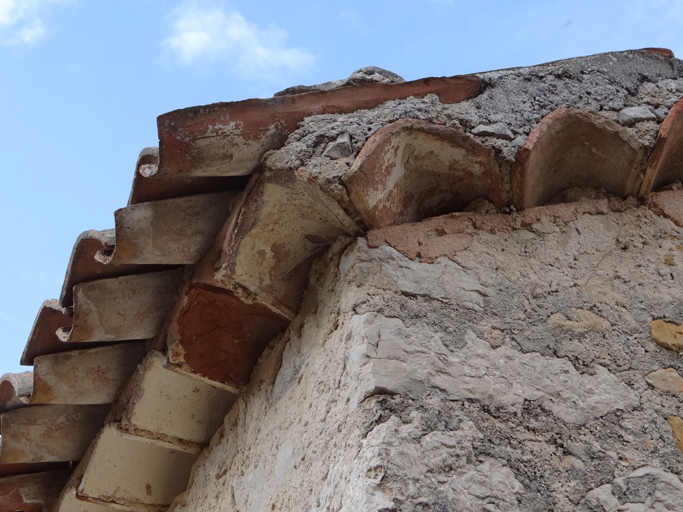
[650, 318, 683, 351]
[645, 368, 683, 393]
[668, 416, 683, 453]
[618, 105, 657, 126]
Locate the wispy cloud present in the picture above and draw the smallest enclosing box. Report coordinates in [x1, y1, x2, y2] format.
[0, 0, 69, 46]
[162, 1, 314, 80]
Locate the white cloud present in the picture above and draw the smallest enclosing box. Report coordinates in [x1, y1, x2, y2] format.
[0, 0, 68, 46]
[163, 2, 314, 80]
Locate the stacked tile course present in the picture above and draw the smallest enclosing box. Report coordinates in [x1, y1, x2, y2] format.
[1, 48, 683, 511]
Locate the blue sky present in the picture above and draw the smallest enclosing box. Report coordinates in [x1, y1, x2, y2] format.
[1, 0, 682, 374]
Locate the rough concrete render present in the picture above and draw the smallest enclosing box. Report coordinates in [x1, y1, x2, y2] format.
[1, 48, 683, 511]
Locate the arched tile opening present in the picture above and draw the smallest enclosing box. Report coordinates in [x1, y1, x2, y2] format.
[343, 119, 503, 229]
[512, 108, 644, 209]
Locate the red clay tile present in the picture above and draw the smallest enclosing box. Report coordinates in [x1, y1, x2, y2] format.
[0, 405, 108, 463]
[106, 191, 236, 265]
[59, 230, 163, 308]
[128, 147, 248, 205]
[343, 119, 502, 229]
[157, 75, 481, 177]
[0, 462, 69, 479]
[20, 300, 110, 366]
[0, 470, 71, 512]
[214, 170, 361, 317]
[641, 99, 683, 194]
[169, 284, 290, 387]
[642, 48, 674, 58]
[65, 269, 182, 343]
[512, 108, 644, 209]
[0, 372, 31, 413]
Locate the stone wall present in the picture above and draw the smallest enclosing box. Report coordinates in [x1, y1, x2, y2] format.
[4, 49, 683, 512]
[171, 201, 683, 511]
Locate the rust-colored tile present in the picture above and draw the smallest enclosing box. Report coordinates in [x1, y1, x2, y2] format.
[642, 47, 675, 58]
[66, 269, 182, 343]
[0, 405, 108, 463]
[0, 462, 70, 479]
[512, 108, 644, 209]
[59, 230, 163, 308]
[641, 99, 683, 194]
[170, 284, 290, 387]
[106, 191, 236, 265]
[157, 75, 481, 177]
[128, 146, 248, 205]
[0, 469, 71, 512]
[343, 118, 502, 229]
[20, 300, 111, 366]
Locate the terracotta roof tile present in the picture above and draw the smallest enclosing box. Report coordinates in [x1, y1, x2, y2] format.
[642, 47, 675, 58]
[0, 372, 32, 413]
[113, 350, 236, 443]
[0, 462, 70, 479]
[62, 269, 182, 343]
[105, 191, 237, 265]
[0, 469, 71, 512]
[30, 342, 147, 405]
[343, 118, 502, 228]
[167, 283, 290, 387]
[641, 98, 683, 194]
[76, 424, 200, 509]
[59, 230, 163, 308]
[20, 300, 111, 366]
[0, 405, 108, 463]
[212, 170, 361, 317]
[512, 108, 644, 209]
[157, 75, 481, 178]
[128, 147, 248, 205]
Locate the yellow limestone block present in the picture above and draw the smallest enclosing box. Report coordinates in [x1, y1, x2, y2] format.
[650, 319, 683, 351]
[547, 309, 612, 334]
[667, 416, 683, 453]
